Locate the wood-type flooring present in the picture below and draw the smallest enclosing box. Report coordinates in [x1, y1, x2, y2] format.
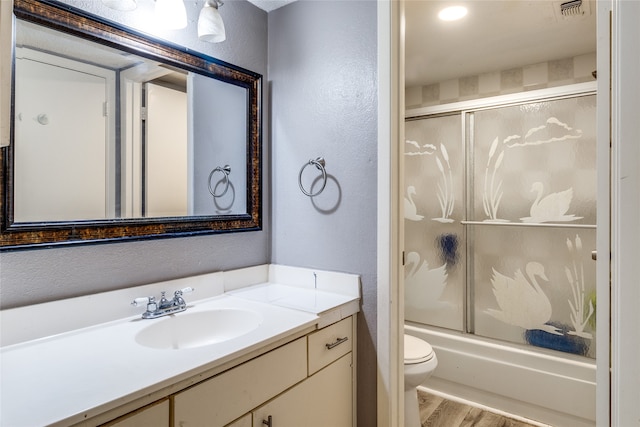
[418, 390, 544, 427]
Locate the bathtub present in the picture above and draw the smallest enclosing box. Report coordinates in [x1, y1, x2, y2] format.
[405, 323, 596, 427]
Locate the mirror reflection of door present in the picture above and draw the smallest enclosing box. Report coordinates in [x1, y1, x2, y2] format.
[143, 81, 187, 217]
[14, 48, 115, 222]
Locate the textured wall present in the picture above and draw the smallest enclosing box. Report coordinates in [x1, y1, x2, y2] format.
[0, 0, 270, 308]
[268, 2, 378, 426]
[3, 2, 380, 424]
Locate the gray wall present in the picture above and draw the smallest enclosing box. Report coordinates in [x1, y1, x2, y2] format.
[268, 2, 378, 426]
[0, 0, 270, 308]
[2, 1, 379, 425]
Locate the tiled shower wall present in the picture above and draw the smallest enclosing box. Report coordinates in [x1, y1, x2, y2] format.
[406, 53, 596, 109]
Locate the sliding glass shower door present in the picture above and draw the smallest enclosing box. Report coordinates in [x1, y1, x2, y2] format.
[404, 113, 465, 331]
[404, 92, 597, 358]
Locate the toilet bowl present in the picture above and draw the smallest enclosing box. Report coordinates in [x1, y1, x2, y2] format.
[404, 334, 438, 427]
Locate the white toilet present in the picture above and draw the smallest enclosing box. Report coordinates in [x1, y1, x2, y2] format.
[404, 334, 438, 427]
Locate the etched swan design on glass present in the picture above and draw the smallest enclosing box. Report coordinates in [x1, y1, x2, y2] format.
[404, 186, 424, 221]
[404, 251, 448, 309]
[565, 235, 594, 339]
[520, 182, 583, 223]
[433, 144, 455, 223]
[486, 262, 562, 335]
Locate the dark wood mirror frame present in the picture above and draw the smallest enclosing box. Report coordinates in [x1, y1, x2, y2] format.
[1, 0, 262, 250]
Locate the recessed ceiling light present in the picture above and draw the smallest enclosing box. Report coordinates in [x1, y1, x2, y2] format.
[438, 6, 468, 21]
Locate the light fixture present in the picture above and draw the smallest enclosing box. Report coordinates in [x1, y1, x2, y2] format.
[155, 0, 188, 30]
[101, 0, 137, 11]
[438, 5, 468, 21]
[198, 0, 226, 43]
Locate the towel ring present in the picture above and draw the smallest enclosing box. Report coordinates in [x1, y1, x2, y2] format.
[298, 157, 327, 197]
[208, 165, 231, 197]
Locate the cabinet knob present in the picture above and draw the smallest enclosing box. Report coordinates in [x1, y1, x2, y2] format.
[262, 415, 273, 426]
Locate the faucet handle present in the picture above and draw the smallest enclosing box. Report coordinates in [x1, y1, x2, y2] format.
[175, 287, 195, 296]
[159, 291, 169, 305]
[131, 296, 154, 307]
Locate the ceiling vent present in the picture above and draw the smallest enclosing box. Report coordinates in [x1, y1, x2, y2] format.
[561, 0, 583, 16]
[554, 0, 591, 20]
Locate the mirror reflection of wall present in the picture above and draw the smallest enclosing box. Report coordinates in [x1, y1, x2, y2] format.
[191, 75, 247, 216]
[13, 17, 249, 223]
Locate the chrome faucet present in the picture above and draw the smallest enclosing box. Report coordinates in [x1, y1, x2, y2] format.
[131, 287, 194, 319]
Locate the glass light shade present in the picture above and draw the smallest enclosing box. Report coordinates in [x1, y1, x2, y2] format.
[101, 0, 137, 11]
[198, 2, 226, 43]
[155, 0, 188, 30]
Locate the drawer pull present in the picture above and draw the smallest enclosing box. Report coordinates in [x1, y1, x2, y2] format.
[263, 415, 273, 426]
[325, 336, 348, 350]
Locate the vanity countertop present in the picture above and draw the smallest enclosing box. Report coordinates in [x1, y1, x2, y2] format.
[0, 264, 360, 427]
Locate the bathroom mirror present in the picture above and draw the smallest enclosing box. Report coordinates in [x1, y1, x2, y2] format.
[0, 0, 262, 249]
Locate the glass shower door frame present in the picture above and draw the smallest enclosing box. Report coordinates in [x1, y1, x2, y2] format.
[406, 81, 598, 356]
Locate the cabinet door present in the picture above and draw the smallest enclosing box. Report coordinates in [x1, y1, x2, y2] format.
[100, 399, 169, 427]
[252, 353, 352, 427]
[174, 338, 307, 426]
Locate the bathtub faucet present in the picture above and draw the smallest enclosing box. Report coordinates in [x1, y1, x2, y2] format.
[131, 287, 195, 319]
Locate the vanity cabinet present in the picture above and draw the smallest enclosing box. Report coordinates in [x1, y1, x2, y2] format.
[73, 316, 355, 427]
[227, 414, 252, 427]
[99, 399, 169, 427]
[175, 316, 355, 427]
[2, 265, 361, 427]
[173, 337, 308, 426]
[252, 353, 353, 427]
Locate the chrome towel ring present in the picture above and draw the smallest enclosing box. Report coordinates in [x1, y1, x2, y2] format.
[298, 157, 327, 197]
[208, 165, 231, 197]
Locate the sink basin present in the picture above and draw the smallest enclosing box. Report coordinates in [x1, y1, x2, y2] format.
[135, 308, 263, 350]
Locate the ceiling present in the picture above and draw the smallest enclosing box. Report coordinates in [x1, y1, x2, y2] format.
[405, 0, 597, 87]
[16, 0, 597, 91]
[247, 0, 596, 88]
[246, 0, 296, 12]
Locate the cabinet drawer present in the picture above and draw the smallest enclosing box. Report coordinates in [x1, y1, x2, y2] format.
[174, 337, 307, 426]
[308, 316, 352, 375]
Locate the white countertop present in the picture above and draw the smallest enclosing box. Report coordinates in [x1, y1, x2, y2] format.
[0, 264, 361, 427]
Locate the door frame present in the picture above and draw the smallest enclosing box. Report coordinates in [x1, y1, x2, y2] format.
[378, 1, 619, 425]
[377, 1, 404, 425]
[609, 0, 640, 425]
[595, 1, 611, 425]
